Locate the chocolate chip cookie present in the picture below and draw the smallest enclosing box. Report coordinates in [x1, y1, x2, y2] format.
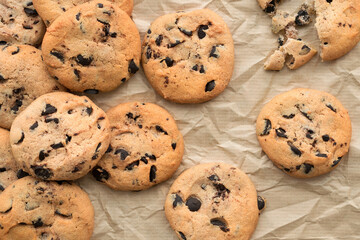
[41, 1, 141, 93]
[92, 102, 184, 191]
[315, 0, 360, 61]
[142, 9, 234, 103]
[0, 0, 46, 46]
[10, 92, 110, 181]
[0, 176, 94, 239]
[0, 128, 30, 193]
[33, 0, 133, 27]
[0, 44, 65, 130]
[165, 162, 264, 240]
[256, 88, 352, 178]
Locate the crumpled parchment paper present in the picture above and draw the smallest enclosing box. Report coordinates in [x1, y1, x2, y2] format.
[77, 0, 360, 239]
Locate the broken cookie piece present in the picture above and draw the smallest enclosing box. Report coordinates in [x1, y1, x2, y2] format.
[264, 38, 317, 71]
[272, 10, 295, 34]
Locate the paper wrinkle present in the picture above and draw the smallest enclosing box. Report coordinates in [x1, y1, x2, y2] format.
[72, 0, 360, 239]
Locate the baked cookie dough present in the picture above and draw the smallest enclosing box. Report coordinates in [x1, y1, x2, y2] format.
[10, 92, 110, 181]
[92, 102, 184, 191]
[33, 0, 133, 26]
[0, 44, 65, 129]
[142, 9, 234, 103]
[165, 162, 264, 240]
[256, 88, 352, 178]
[0, 176, 94, 239]
[0, 0, 46, 46]
[42, 1, 141, 93]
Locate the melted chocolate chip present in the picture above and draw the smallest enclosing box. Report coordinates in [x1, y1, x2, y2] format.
[306, 129, 314, 139]
[0, 168, 5, 172]
[51, 142, 64, 149]
[128, 59, 139, 74]
[168, 40, 183, 48]
[0, 74, 6, 83]
[16, 132, 25, 144]
[74, 69, 80, 80]
[326, 0, 332, 3]
[149, 165, 157, 182]
[198, 25, 209, 39]
[316, 153, 328, 158]
[161, 57, 174, 67]
[208, 174, 220, 181]
[179, 27, 192, 36]
[55, 210, 72, 218]
[30, 121, 38, 130]
[287, 141, 301, 157]
[264, 0, 276, 13]
[11, 47, 20, 55]
[155, 125, 168, 135]
[140, 156, 148, 164]
[11, 99, 22, 113]
[31, 166, 53, 179]
[110, 32, 117, 38]
[276, 128, 287, 138]
[16, 169, 29, 179]
[45, 118, 59, 124]
[257, 196, 265, 211]
[24, 7, 38, 17]
[210, 218, 229, 232]
[23, 25, 33, 29]
[155, 35, 163, 46]
[125, 161, 140, 171]
[322, 135, 330, 142]
[86, 107, 93, 116]
[97, 3, 104, 8]
[209, 46, 219, 58]
[92, 143, 102, 160]
[92, 166, 110, 182]
[84, 89, 99, 94]
[32, 218, 43, 228]
[75, 54, 93, 66]
[260, 119, 272, 136]
[39, 150, 49, 161]
[186, 197, 201, 212]
[303, 163, 314, 174]
[326, 104, 336, 112]
[199, 65, 205, 73]
[171, 143, 176, 150]
[146, 46, 152, 59]
[0, 185, 4, 191]
[66, 135, 72, 144]
[76, 13, 81, 21]
[50, 50, 64, 63]
[173, 194, 183, 208]
[115, 149, 129, 160]
[331, 157, 342, 167]
[41, 104, 57, 116]
[205, 80, 215, 92]
[145, 153, 156, 160]
[106, 144, 113, 153]
[178, 232, 186, 240]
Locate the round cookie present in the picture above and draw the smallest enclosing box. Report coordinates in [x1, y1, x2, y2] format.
[0, 0, 46, 46]
[0, 128, 30, 193]
[41, 1, 141, 93]
[315, 0, 360, 61]
[165, 162, 263, 240]
[0, 176, 94, 239]
[0, 44, 65, 129]
[10, 92, 111, 181]
[256, 88, 352, 178]
[33, 0, 134, 27]
[92, 102, 184, 191]
[142, 9, 234, 103]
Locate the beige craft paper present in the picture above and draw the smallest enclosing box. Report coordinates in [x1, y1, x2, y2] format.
[77, 0, 360, 239]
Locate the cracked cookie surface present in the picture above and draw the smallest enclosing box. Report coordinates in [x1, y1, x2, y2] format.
[256, 88, 352, 178]
[92, 102, 184, 191]
[0, 0, 46, 46]
[0, 44, 65, 129]
[33, 0, 133, 27]
[0, 176, 94, 239]
[41, 1, 141, 93]
[10, 92, 110, 181]
[141, 9, 234, 103]
[165, 162, 262, 240]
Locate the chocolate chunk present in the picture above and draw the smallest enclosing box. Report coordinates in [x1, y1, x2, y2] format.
[306, 129, 314, 139]
[209, 46, 219, 58]
[283, 167, 290, 172]
[30, 121, 38, 130]
[264, 0, 276, 13]
[326, 0, 332, 3]
[260, 119, 272, 136]
[296, 165, 301, 170]
[171, 143, 176, 150]
[331, 157, 342, 167]
[178, 232, 186, 240]
[322, 135, 330, 142]
[161, 57, 174, 67]
[74, 69, 80, 80]
[0, 41, 7, 45]
[39, 150, 49, 161]
[41, 104, 57, 116]
[326, 104, 336, 112]
[145, 153, 156, 160]
[50, 50, 64, 63]
[76, 13, 81, 21]
[146, 46, 152, 59]
[173, 194, 183, 208]
[192, 65, 198, 71]
[295, 10, 310, 26]
[155, 35, 163, 46]
[110, 32, 117, 38]
[0, 185, 4, 191]
[84, 89, 99, 94]
[210, 218, 229, 232]
[97, 3, 104, 8]
[257, 196, 265, 211]
[0, 168, 5, 172]
[316, 153, 328, 158]
[0, 74, 6, 83]
[208, 174, 220, 181]
[168, 40, 183, 48]
[11, 99, 22, 113]
[149, 165, 157, 182]
[205, 80, 215, 92]
[179, 27, 192, 36]
[303, 163, 314, 174]
[287, 141, 301, 157]
[51, 142, 64, 149]
[128, 59, 139, 74]
[92, 166, 110, 182]
[140, 156, 148, 164]
[86, 107, 93, 116]
[45, 118, 59, 124]
[55, 210, 72, 218]
[75, 54, 93, 66]
[198, 25, 209, 39]
[17, 169, 29, 179]
[155, 125, 168, 135]
[24, 7, 38, 17]
[23, 25, 33, 29]
[299, 45, 311, 55]
[105, 144, 113, 153]
[125, 160, 139, 171]
[16, 132, 25, 144]
[92, 143, 102, 160]
[126, 112, 134, 119]
[186, 197, 201, 212]
[114, 149, 129, 160]
[147, 29, 151, 34]
[296, 105, 312, 121]
[276, 128, 287, 138]
[199, 65, 205, 73]
[213, 183, 230, 199]
[66, 134, 72, 144]
[31, 166, 53, 179]
[11, 47, 20, 55]
[32, 218, 43, 228]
